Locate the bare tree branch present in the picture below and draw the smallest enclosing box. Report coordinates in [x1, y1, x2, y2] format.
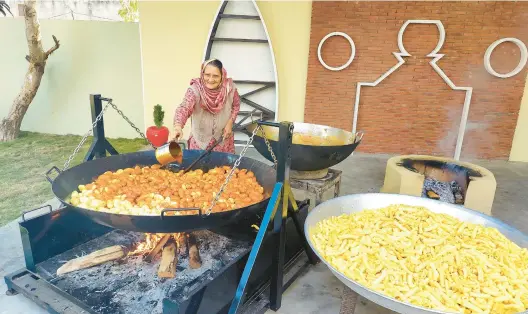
[0, 0, 61, 141]
[45, 35, 60, 58]
[0, 0, 14, 17]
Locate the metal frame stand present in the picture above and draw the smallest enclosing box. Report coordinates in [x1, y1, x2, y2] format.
[229, 121, 319, 314]
[83, 94, 119, 161]
[5, 117, 318, 314]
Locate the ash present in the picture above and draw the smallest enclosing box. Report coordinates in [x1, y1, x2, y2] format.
[422, 178, 464, 204]
[36, 229, 251, 314]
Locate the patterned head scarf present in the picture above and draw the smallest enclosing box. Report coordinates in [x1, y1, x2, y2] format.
[190, 59, 233, 114]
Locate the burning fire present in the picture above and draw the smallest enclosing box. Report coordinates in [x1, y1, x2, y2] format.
[128, 233, 182, 256]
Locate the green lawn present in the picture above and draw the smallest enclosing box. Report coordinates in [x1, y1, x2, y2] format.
[0, 131, 148, 226]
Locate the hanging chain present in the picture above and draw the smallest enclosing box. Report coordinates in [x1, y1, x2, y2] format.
[62, 98, 154, 171]
[62, 102, 111, 171]
[106, 100, 155, 149]
[260, 128, 277, 168]
[248, 111, 278, 168]
[205, 125, 261, 216]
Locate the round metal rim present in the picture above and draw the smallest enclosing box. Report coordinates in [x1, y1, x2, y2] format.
[304, 193, 528, 314]
[61, 197, 270, 219]
[246, 121, 361, 148]
[50, 150, 276, 233]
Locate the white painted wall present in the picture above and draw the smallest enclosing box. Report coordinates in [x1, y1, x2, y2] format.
[205, 1, 278, 143]
[0, 18, 145, 139]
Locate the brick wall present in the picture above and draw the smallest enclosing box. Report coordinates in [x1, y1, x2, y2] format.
[304, 1, 528, 159]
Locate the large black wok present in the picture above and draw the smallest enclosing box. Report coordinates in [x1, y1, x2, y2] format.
[46, 149, 276, 233]
[245, 122, 363, 172]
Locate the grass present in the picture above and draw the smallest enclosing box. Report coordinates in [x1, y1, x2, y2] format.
[0, 131, 148, 226]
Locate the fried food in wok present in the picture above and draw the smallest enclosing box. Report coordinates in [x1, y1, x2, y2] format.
[292, 133, 345, 146]
[69, 165, 265, 216]
[261, 131, 345, 146]
[310, 204, 528, 314]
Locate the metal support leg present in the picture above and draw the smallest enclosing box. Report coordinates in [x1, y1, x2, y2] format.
[228, 183, 283, 314]
[269, 190, 287, 311]
[287, 206, 319, 265]
[285, 185, 318, 265]
[84, 94, 119, 162]
[269, 122, 293, 311]
[5, 289, 18, 296]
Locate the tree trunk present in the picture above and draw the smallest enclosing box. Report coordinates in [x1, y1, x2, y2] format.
[0, 0, 60, 142]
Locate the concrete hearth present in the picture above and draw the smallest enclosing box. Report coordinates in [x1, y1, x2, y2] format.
[381, 155, 497, 215]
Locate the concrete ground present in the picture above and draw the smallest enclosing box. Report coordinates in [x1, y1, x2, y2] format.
[1, 149, 528, 314]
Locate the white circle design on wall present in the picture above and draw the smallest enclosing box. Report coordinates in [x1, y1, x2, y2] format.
[317, 32, 356, 71]
[484, 38, 528, 79]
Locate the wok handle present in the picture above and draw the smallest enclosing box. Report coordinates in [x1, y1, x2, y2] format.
[45, 166, 62, 183]
[22, 205, 53, 222]
[355, 130, 364, 143]
[257, 120, 280, 128]
[160, 207, 203, 219]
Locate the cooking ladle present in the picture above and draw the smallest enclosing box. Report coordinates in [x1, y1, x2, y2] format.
[182, 136, 224, 173]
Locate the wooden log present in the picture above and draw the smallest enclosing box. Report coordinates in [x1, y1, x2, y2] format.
[56, 245, 126, 276]
[177, 233, 187, 256]
[158, 241, 178, 278]
[187, 233, 202, 269]
[426, 190, 440, 199]
[144, 234, 171, 262]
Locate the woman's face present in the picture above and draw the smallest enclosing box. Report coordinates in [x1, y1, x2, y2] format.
[203, 65, 222, 89]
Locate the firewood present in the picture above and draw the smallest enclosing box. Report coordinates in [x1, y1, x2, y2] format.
[158, 241, 177, 278]
[177, 233, 187, 256]
[426, 190, 440, 199]
[56, 245, 126, 276]
[187, 233, 202, 269]
[144, 234, 171, 262]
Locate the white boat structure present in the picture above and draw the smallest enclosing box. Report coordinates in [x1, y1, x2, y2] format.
[203, 0, 279, 145]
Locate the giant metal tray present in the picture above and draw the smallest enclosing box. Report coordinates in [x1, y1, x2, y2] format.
[304, 193, 528, 314]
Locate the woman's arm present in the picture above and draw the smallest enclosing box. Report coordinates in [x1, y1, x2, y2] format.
[173, 88, 197, 128]
[230, 89, 241, 123]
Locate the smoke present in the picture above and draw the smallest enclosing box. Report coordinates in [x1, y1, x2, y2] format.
[460, 64, 499, 161]
[436, 105, 461, 157]
[436, 62, 500, 161]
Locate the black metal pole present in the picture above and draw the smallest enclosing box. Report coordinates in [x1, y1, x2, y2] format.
[84, 94, 106, 161]
[84, 94, 119, 161]
[92, 94, 106, 158]
[269, 121, 293, 311]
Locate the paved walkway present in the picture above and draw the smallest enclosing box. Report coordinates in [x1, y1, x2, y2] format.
[1, 151, 527, 314]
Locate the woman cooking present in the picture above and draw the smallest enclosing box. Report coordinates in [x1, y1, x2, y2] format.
[172, 59, 241, 154]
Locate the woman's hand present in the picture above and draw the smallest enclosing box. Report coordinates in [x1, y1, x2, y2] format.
[173, 124, 183, 141]
[223, 120, 233, 139]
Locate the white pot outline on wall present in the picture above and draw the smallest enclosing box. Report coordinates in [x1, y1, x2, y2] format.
[351, 20, 473, 161]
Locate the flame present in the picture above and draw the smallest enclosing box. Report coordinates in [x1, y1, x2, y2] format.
[128, 233, 182, 256]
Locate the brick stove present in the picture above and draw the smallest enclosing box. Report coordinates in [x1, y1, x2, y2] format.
[381, 155, 497, 215]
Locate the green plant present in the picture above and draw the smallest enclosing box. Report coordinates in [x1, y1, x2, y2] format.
[118, 0, 139, 22]
[153, 104, 165, 128]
